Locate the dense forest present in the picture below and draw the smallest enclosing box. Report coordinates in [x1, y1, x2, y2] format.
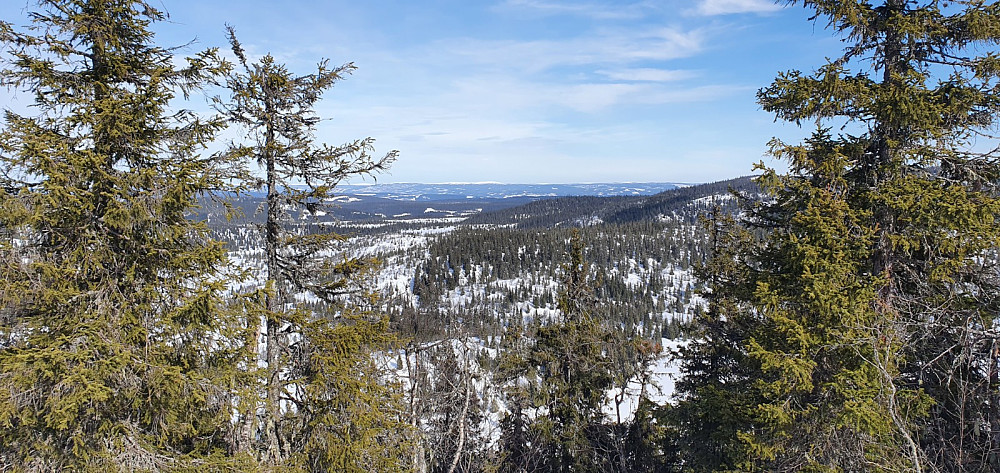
[389, 222, 704, 341]
[461, 176, 756, 228]
[2, 1, 1000, 472]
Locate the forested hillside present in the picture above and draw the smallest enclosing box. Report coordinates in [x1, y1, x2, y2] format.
[385, 223, 704, 341]
[3, 1, 1000, 472]
[463, 176, 757, 228]
[212, 177, 753, 347]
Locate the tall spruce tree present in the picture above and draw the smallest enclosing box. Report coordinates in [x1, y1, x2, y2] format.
[217, 29, 404, 471]
[675, 1, 1000, 472]
[496, 230, 616, 473]
[0, 1, 248, 470]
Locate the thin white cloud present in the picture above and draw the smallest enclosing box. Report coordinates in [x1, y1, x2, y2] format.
[597, 68, 698, 82]
[262, 1, 772, 182]
[643, 84, 751, 104]
[693, 0, 782, 16]
[556, 82, 745, 111]
[439, 74, 745, 114]
[497, 0, 650, 20]
[437, 26, 705, 74]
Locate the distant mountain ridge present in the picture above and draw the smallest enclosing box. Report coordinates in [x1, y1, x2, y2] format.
[335, 182, 686, 201]
[462, 176, 758, 228]
[203, 178, 754, 225]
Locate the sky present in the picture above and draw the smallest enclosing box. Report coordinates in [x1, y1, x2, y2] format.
[0, 0, 852, 184]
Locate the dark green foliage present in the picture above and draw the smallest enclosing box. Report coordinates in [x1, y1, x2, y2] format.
[496, 231, 611, 472]
[494, 231, 665, 473]
[623, 398, 681, 473]
[284, 311, 407, 472]
[0, 0, 247, 470]
[675, 1, 1000, 472]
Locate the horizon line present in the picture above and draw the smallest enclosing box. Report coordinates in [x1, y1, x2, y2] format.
[339, 180, 702, 186]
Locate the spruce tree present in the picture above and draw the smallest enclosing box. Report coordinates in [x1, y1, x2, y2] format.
[497, 230, 616, 473]
[0, 1, 247, 470]
[217, 28, 405, 471]
[675, 1, 1000, 471]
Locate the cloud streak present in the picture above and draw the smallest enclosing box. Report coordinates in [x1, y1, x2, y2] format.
[497, 0, 651, 20]
[446, 76, 745, 113]
[434, 26, 706, 74]
[692, 0, 783, 16]
[298, 1, 773, 182]
[597, 68, 699, 82]
[175, 0, 796, 183]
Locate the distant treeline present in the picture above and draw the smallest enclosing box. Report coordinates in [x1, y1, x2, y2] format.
[463, 176, 758, 228]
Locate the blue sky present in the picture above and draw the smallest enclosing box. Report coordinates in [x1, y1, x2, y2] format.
[1, 0, 850, 184]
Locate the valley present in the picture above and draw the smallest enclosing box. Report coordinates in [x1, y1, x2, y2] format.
[205, 176, 757, 465]
[211, 177, 756, 345]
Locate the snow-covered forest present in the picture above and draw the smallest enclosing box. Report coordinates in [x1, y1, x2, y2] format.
[4, 1, 1000, 472]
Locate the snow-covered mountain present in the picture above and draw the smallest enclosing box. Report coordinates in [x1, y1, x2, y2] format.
[335, 182, 686, 201]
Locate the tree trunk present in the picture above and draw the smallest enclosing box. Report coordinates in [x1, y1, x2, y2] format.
[446, 346, 473, 473]
[989, 339, 1000, 470]
[262, 89, 284, 464]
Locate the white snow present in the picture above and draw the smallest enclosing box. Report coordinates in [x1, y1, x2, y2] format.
[603, 338, 685, 422]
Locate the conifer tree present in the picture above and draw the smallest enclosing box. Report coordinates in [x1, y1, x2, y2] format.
[217, 28, 405, 470]
[0, 1, 247, 470]
[675, 1, 1000, 471]
[496, 230, 616, 473]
